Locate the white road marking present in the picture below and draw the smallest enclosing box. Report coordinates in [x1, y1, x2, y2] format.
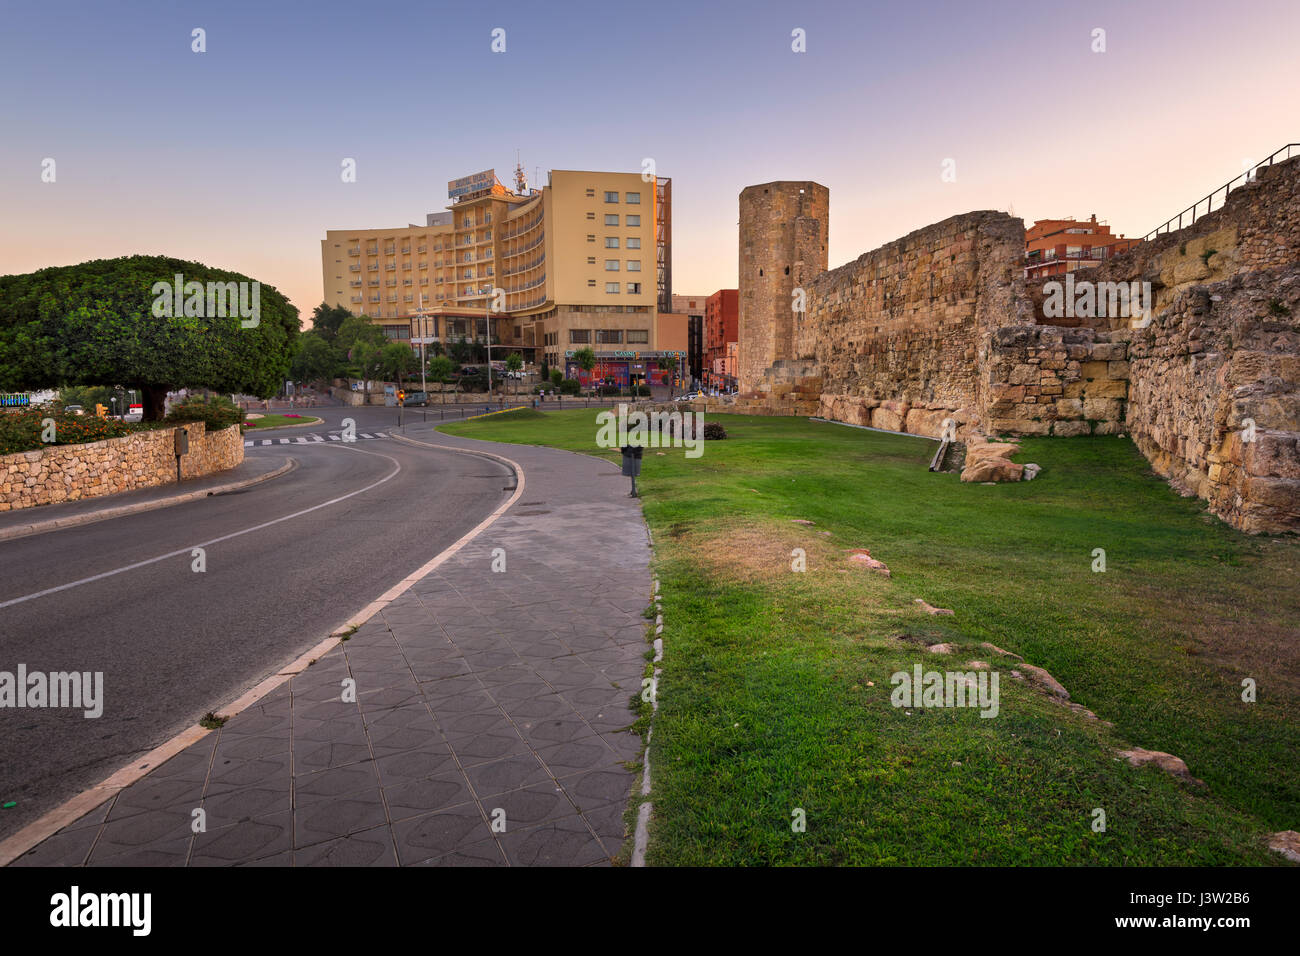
[0, 446, 403, 611]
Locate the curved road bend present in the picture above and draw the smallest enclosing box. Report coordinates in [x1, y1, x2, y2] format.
[0, 407, 511, 837]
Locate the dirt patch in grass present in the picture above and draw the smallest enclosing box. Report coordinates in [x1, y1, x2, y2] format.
[674, 520, 847, 584]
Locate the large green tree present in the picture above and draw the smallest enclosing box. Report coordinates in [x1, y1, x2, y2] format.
[380, 342, 415, 387]
[336, 314, 385, 357]
[291, 331, 341, 385]
[310, 302, 351, 344]
[0, 255, 298, 420]
[427, 355, 454, 404]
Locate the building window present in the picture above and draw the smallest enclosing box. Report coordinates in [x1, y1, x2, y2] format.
[626, 192, 641, 204]
[596, 330, 622, 344]
[626, 260, 641, 272]
[587, 256, 596, 265]
[570, 329, 591, 343]
[605, 237, 619, 248]
[604, 191, 619, 203]
[586, 212, 595, 220]
[587, 279, 597, 287]
[585, 188, 595, 197]
[605, 214, 619, 226]
[626, 237, 641, 249]
[627, 282, 642, 294]
[628, 329, 649, 344]
[587, 234, 595, 242]
[626, 214, 640, 226]
[605, 260, 619, 271]
[606, 282, 620, 294]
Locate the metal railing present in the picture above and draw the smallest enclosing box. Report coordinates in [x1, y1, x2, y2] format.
[1143, 143, 1298, 241]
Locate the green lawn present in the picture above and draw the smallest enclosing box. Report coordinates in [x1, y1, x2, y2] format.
[443, 408, 1299, 865]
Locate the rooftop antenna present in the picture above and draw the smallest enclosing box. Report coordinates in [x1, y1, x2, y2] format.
[514, 149, 528, 195]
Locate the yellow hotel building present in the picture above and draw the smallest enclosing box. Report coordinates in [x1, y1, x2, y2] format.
[320, 169, 677, 376]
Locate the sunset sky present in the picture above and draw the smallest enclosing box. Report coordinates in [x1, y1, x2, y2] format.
[2, 0, 1298, 320]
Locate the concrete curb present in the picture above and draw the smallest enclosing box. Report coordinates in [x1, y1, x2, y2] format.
[632, 547, 663, 867]
[0, 434, 525, 867]
[0, 458, 297, 543]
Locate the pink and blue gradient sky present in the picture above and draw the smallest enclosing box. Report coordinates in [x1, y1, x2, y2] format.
[2, 0, 1297, 321]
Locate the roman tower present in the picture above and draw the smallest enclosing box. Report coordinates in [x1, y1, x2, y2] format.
[737, 181, 829, 391]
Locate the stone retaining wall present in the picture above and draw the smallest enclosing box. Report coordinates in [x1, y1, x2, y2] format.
[0, 422, 244, 512]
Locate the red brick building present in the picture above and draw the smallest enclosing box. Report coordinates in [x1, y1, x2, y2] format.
[704, 288, 738, 389]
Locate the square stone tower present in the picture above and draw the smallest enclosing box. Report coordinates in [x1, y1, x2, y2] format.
[738, 181, 829, 391]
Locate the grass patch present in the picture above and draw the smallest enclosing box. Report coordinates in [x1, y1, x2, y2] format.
[443, 409, 1299, 865]
[199, 711, 228, 730]
[241, 415, 322, 430]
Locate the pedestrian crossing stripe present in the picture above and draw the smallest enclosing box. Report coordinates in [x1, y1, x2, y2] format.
[244, 432, 388, 447]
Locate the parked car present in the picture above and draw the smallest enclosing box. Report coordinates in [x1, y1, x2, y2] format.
[63, 404, 84, 416]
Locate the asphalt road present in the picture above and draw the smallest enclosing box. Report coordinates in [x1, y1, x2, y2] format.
[0, 405, 513, 838]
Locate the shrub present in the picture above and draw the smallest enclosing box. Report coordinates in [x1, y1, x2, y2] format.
[0, 405, 133, 455]
[598, 384, 622, 397]
[703, 422, 728, 440]
[165, 394, 242, 430]
[457, 371, 489, 392]
[559, 378, 581, 396]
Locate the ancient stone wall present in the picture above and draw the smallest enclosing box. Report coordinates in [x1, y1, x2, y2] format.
[810, 211, 1028, 437]
[1065, 158, 1300, 532]
[735, 158, 1298, 531]
[982, 326, 1129, 437]
[738, 182, 829, 391]
[0, 422, 245, 511]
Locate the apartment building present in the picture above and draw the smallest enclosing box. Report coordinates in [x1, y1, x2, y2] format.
[1024, 215, 1140, 280]
[320, 168, 678, 377]
[702, 289, 738, 389]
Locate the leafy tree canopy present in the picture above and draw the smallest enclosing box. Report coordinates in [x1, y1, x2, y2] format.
[310, 302, 351, 343]
[0, 255, 298, 419]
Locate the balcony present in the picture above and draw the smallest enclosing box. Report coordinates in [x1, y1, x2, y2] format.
[349, 265, 361, 272]
[348, 246, 360, 256]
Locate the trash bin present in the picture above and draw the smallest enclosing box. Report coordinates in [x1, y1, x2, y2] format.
[620, 444, 643, 477]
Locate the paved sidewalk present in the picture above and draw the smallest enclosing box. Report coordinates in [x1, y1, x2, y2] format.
[8, 427, 651, 866]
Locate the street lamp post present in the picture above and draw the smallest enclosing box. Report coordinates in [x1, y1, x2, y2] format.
[485, 292, 493, 398]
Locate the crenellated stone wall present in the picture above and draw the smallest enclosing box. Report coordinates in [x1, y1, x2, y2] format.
[0, 422, 244, 511]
